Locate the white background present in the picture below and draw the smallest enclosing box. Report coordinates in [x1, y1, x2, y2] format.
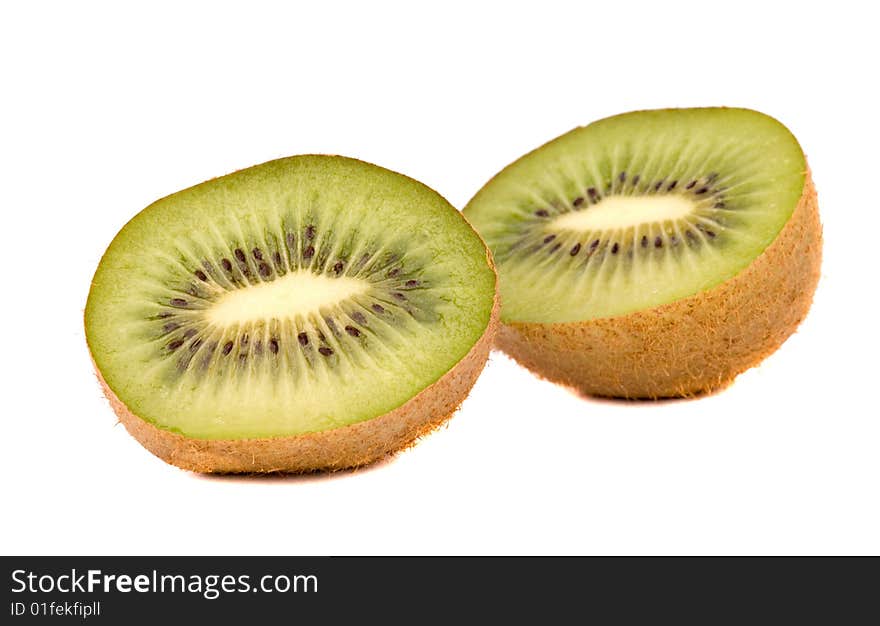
[2, 2, 877, 556]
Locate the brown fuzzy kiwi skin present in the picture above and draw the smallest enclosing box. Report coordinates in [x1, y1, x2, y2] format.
[497, 170, 822, 399]
[91, 248, 499, 475]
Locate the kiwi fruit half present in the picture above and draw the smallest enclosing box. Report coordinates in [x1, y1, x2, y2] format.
[85, 155, 498, 473]
[463, 108, 821, 398]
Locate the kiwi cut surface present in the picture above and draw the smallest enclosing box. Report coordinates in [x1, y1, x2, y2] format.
[463, 108, 821, 398]
[86, 155, 497, 472]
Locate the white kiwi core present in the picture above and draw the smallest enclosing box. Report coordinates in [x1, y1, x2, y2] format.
[207, 271, 370, 326]
[552, 194, 697, 232]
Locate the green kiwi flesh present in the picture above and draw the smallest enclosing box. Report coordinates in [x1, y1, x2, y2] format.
[464, 108, 807, 324]
[86, 156, 496, 446]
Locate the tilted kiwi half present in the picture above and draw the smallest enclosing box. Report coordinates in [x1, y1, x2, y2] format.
[86, 155, 498, 472]
[463, 108, 821, 398]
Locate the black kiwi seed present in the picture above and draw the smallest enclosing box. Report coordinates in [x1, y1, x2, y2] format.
[258, 262, 270, 278]
[587, 188, 599, 201]
[573, 197, 584, 207]
[286, 232, 295, 248]
[194, 269, 208, 281]
[695, 187, 709, 195]
[667, 180, 678, 191]
[305, 225, 316, 240]
[269, 338, 279, 354]
[234, 248, 246, 262]
[351, 311, 367, 325]
[570, 243, 581, 256]
[618, 171, 626, 183]
[654, 180, 664, 191]
[405, 280, 419, 287]
[221, 258, 233, 272]
[273, 251, 283, 267]
[163, 322, 179, 333]
[695, 224, 718, 239]
[297, 332, 309, 346]
[170, 298, 188, 307]
[535, 209, 550, 217]
[641, 235, 649, 248]
[333, 261, 344, 274]
[240, 334, 249, 347]
[156, 311, 172, 319]
[318, 346, 333, 357]
[549, 243, 561, 253]
[632, 174, 640, 186]
[393, 292, 406, 301]
[611, 243, 620, 254]
[685, 180, 697, 190]
[252, 248, 263, 260]
[184, 328, 197, 339]
[388, 268, 400, 278]
[590, 239, 600, 251]
[222, 341, 234, 356]
[543, 234, 556, 244]
[168, 339, 184, 351]
[254, 340, 263, 355]
[303, 245, 315, 260]
[345, 326, 360, 337]
[371, 303, 385, 314]
[654, 236, 663, 248]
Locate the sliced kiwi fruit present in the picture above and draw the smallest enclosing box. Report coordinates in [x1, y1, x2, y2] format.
[463, 108, 821, 398]
[85, 155, 498, 473]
